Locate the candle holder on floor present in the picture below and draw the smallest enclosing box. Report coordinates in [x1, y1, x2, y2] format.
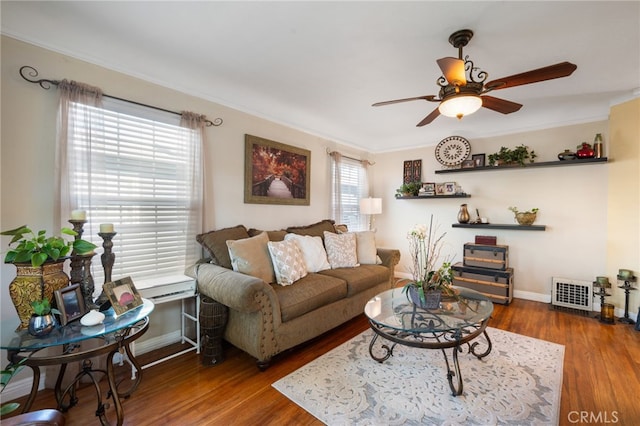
[617, 273, 636, 325]
[593, 276, 614, 324]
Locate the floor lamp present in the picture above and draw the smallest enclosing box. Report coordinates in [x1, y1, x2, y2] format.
[360, 197, 382, 231]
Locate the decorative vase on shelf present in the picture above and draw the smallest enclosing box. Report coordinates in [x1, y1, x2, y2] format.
[593, 133, 604, 158]
[557, 149, 577, 161]
[457, 204, 470, 224]
[576, 142, 595, 159]
[8, 260, 70, 329]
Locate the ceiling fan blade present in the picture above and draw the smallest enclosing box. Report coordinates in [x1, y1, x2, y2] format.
[485, 61, 577, 90]
[416, 108, 441, 126]
[481, 96, 523, 114]
[437, 57, 466, 86]
[372, 95, 436, 107]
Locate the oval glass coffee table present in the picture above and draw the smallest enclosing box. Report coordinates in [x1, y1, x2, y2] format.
[364, 286, 493, 396]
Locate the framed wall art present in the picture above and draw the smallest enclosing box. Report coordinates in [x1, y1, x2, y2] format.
[472, 153, 486, 167]
[103, 276, 143, 316]
[422, 182, 436, 195]
[462, 159, 475, 169]
[435, 183, 446, 195]
[444, 182, 457, 195]
[244, 134, 310, 205]
[54, 284, 87, 325]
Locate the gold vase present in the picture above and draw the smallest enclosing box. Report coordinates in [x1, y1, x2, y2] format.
[9, 259, 70, 329]
[457, 204, 470, 224]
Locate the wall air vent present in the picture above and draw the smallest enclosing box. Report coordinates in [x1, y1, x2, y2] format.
[552, 277, 593, 311]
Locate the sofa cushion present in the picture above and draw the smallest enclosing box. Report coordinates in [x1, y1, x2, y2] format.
[284, 233, 330, 273]
[354, 231, 379, 265]
[197, 225, 250, 269]
[248, 228, 288, 241]
[318, 264, 390, 296]
[267, 239, 308, 285]
[272, 273, 347, 322]
[286, 219, 336, 240]
[323, 231, 359, 268]
[226, 232, 275, 283]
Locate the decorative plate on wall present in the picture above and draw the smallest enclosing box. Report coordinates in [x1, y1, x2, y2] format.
[435, 136, 471, 166]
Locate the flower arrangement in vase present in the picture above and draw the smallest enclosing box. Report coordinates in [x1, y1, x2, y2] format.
[402, 215, 456, 308]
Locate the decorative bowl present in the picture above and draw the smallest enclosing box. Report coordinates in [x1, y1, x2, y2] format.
[514, 212, 537, 226]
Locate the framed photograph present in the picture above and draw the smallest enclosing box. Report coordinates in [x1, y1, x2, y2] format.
[472, 153, 486, 168]
[54, 284, 87, 325]
[444, 182, 457, 195]
[103, 277, 143, 316]
[422, 182, 436, 195]
[435, 183, 446, 195]
[462, 159, 475, 169]
[244, 134, 310, 205]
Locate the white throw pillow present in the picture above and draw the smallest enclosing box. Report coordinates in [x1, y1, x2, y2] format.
[354, 231, 379, 265]
[267, 239, 308, 285]
[226, 232, 275, 283]
[323, 231, 359, 269]
[284, 233, 331, 272]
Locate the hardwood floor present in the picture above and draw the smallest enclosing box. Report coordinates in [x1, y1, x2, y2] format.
[3, 298, 639, 425]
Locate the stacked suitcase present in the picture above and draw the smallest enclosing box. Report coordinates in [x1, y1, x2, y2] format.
[452, 241, 514, 305]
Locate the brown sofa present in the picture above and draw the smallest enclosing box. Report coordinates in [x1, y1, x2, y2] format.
[188, 220, 400, 369]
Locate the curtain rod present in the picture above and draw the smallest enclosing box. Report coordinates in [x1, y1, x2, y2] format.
[326, 148, 375, 165]
[19, 65, 223, 127]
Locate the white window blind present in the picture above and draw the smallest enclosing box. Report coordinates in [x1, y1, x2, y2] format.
[68, 98, 200, 285]
[331, 156, 368, 231]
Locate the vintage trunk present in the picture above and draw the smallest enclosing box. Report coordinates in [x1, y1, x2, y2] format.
[452, 262, 514, 305]
[463, 243, 509, 270]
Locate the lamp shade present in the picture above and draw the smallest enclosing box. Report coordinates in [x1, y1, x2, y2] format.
[438, 94, 482, 119]
[360, 197, 382, 215]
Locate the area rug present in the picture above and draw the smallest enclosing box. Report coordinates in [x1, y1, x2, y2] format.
[272, 327, 564, 425]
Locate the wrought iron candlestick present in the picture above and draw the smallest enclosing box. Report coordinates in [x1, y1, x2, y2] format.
[68, 219, 87, 286]
[94, 232, 117, 306]
[592, 278, 614, 324]
[617, 274, 637, 325]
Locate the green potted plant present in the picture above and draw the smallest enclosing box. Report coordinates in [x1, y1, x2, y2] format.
[396, 181, 421, 197]
[28, 298, 60, 337]
[1, 225, 97, 329]
[509, 207, 539, 225]
[488, 145, 537, 166]
[1, 358, 27, 415]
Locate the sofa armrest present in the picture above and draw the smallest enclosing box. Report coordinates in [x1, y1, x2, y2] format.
[376, 248, 401, 269]
[193, 263, 275, 313]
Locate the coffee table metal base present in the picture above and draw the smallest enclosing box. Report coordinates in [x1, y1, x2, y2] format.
[368, 319, 492, 396]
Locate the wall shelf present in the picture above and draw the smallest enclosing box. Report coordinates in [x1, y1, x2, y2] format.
[435, 157, 608, 174]
[452, 223, 546, 231]
[396, 194, 471, 200]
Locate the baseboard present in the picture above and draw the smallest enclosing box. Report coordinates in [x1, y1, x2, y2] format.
[133, 330, 183, 355]
[0, 374, 45, 404]
[513, 289, 550, 303]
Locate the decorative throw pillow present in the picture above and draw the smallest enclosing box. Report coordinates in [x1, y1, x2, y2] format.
[196, 225, 250, 269]
[284, 233, 331, 272]
[323, 231, 359, 269]
[267, 239, 308, 285]
[286, 219, 336, 240]
[354, 231, 378, 265]
[226, 232, 275, 283]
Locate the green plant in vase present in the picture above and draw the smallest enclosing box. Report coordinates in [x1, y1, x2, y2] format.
[488, 145, 537, 166]
[396, 181, 421, 197]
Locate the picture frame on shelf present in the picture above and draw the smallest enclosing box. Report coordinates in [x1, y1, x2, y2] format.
[54, 284, 86, 325]
[422, 182, 436, 195]
[103, 276, 143, 316]
[472, 153, 486, 167]
[244, 134, 310, 206]
[462, 159, 475, 169]
[435, 183, 446, 195]
[444, 182, 456, 195]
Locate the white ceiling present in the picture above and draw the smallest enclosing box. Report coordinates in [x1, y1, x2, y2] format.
[2, 1, 639, 153]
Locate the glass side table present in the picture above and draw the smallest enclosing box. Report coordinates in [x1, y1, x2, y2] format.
[364, 287, 493, 396]
[1, 299, 154, 425]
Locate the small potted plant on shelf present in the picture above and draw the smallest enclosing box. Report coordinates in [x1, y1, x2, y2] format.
[509, 207, 539, 225]
[488, 145, 537, 167]
[396, 181, 422, 197]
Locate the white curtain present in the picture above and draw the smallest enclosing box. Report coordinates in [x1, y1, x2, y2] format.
[179, 111, 206, 266]
[55, 79, 103, 229]
[329, 151, 343, 221]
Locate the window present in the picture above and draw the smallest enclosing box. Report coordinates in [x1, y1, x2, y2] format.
[330, 155, 369, 231]
[66, 98, 202, 285]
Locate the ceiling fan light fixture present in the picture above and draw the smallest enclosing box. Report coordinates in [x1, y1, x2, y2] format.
[438, 94, 482, 119]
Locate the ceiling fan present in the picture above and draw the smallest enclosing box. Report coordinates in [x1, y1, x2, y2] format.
[372, 29, 577, 126]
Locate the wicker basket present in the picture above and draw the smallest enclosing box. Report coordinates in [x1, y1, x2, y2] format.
[515, 212, 537, 226]
[199, 296, 228, 366]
